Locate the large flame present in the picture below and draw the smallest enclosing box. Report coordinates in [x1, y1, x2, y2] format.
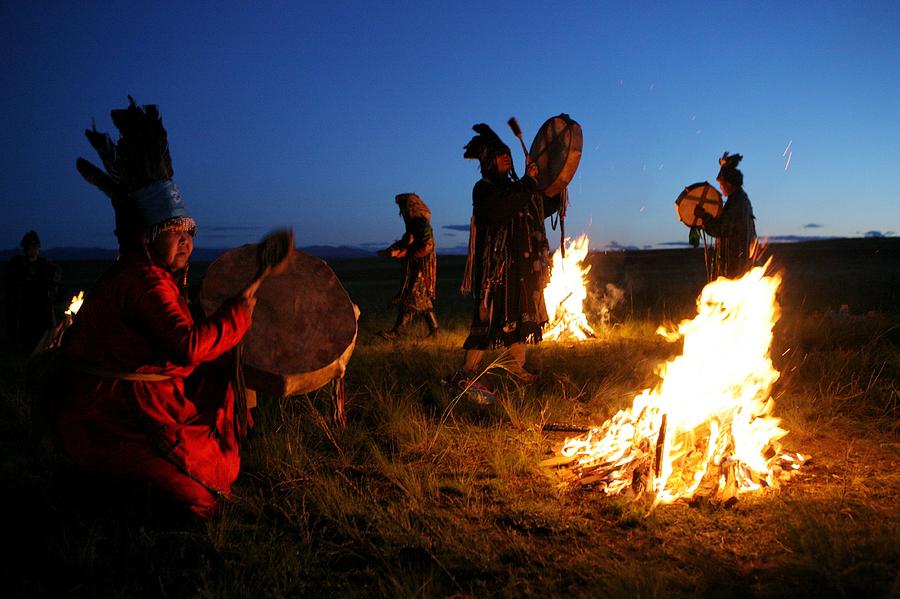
[550, 265, 805, 504]
[543, 235, 596, 341]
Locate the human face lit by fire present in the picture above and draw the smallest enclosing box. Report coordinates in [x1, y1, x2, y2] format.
[494, 153, 512, 175]
[150, 229, 194, 272]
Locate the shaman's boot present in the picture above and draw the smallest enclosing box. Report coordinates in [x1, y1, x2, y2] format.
[507, 342, 538, 383]
[424, 311, 440, 338]
[379, 310, 413, 341]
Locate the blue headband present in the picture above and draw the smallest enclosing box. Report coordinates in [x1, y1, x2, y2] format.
[128, 179, 191, 229]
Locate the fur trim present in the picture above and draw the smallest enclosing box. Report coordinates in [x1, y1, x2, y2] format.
[396, 193, 431, 221]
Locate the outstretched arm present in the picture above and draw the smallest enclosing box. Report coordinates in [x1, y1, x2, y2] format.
[377, 232, 414, 258]
[136, 272, 252, 367]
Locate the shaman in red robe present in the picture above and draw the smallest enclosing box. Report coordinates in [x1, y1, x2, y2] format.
[55, 253, 251, 518]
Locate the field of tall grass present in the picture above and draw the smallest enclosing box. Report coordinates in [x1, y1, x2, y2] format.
[1, 239, 898, 597]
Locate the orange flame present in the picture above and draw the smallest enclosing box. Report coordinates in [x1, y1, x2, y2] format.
[543, 235, 595, 341]
[556, 264, 805, 504]
[65, 291, 84, 316]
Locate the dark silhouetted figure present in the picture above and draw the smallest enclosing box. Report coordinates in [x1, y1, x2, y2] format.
[452, 123, 560, 387]
[695, 152, 757, 279]
[5, 230, 60, 354]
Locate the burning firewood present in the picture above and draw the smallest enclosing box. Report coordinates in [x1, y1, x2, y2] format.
[543, 235, 596, 341]
[542, 264, 809, 506]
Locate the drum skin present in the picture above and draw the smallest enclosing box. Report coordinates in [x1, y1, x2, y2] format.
[529, 114, 583, 197]
[675, 182, 723, 228]
[200, 246, 358, 397]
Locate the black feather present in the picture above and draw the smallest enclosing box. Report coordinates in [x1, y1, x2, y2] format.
[110, 98, 173, 190]
[464, 123, 507, 161]
[719, 152, 743, 169]
[77, 97, 180, 249]
[75, 158, 122, 201]
[84, 124, 120, 183]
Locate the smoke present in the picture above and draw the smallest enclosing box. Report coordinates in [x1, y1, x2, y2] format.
[585, 282, 625, 327]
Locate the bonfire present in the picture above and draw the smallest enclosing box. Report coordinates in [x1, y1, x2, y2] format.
[543, 235, 596, 341]
[543, 264, 807, 505]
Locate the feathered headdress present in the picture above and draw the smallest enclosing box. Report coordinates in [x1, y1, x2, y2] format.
[76, 96, 195, 249]
[463, 123, 510, 171]
[717, 151, 744, 187]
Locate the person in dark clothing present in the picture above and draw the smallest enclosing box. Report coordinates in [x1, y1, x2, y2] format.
[5, 230, 61, 355]
[696, 152, 757, 279]
[378, 193, 439, 339]
[451, 123, 560, 388]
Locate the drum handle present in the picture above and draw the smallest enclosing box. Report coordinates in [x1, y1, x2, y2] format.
[560, 188, 568, 258]
[507, 117, 534, 167]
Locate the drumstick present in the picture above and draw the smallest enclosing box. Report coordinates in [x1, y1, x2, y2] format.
[245, 229, 294, 298]
[507, 117, 534, 167]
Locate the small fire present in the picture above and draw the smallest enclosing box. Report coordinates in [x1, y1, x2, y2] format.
[65, 291, 84, 316]
[543, 235, 596, 341]
[546, 264, 806, 504]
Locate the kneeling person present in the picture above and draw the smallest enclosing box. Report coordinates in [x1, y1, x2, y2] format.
[55, 99, 259, 519]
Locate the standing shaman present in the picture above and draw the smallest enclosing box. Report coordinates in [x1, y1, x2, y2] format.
[451, 123, 560, 388]
[378, 193, 439, 339]
[697, 152, 758, 279]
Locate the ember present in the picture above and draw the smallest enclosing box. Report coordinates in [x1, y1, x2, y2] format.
[543, 235, 595, 341]
[543, 264, 807, 505]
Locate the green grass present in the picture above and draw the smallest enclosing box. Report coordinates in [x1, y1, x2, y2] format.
[1, 240, 899, 597]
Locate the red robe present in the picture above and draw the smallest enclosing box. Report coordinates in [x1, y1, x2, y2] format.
[55, 254, 251, 518]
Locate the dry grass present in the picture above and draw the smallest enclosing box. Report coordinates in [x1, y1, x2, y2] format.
[1, 242, 898, 598]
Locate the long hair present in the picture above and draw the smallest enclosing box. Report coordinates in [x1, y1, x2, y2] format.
[397, 193, 431, 222]
[481, 152, 519, 183]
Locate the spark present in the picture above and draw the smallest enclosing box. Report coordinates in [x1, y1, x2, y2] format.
[782, 139, 793, 157]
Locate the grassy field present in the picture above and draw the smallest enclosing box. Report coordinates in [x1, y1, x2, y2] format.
[1, 238, 898, 598]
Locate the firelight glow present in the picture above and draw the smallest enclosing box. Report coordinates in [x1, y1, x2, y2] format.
[551, 263, 806, 504]
[65, 291, 84, 316]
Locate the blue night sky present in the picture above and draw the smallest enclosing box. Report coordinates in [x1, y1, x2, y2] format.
[2, 1, 898, 252]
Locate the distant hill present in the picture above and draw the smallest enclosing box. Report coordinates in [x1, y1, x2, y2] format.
[0, 245, 375, 261]
[3, 237, 896, 262]
[297, 245, 374, 259]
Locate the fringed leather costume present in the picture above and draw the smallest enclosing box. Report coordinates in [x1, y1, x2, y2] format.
[379, 194, 439, 338]
[461, 126, 560, 349]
